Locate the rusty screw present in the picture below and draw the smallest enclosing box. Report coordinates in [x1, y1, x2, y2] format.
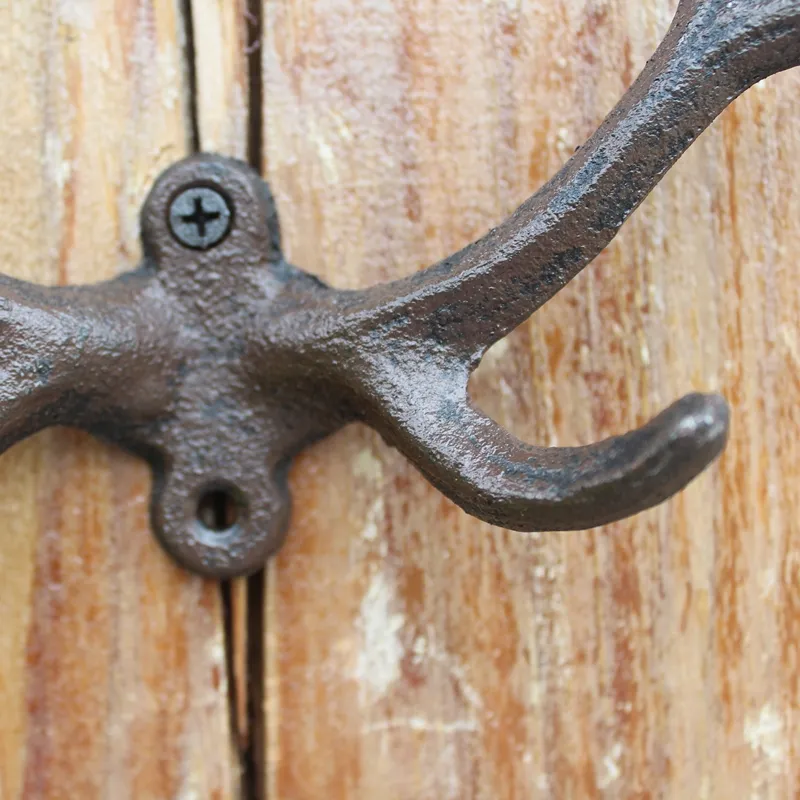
[168, 185, 232, 250]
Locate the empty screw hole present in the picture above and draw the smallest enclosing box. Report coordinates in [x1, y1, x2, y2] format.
[197, 489, 240, 533]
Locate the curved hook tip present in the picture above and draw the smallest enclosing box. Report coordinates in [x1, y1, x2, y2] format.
[652, 391, 730, 476]
[376, 378, 731, 534]
[532, 390, 731, 530]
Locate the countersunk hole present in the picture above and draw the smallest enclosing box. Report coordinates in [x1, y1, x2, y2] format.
[197, 488, 241, 533]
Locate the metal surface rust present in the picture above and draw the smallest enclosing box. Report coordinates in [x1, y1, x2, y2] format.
[0, 0, 798, 577]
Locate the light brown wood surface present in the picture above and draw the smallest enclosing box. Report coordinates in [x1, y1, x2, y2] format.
[0, 2, 238, 798]
[263, 0, 800, 797]
[2, 1, 800, 799]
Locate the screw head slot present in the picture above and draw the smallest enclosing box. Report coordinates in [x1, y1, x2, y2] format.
[168, 185, 232, 250]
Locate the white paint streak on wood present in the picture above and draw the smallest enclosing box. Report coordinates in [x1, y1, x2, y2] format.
[744, 705, 787, 774]
[355, 571, 405, 697]
[597, 742, 623, 790]
[363, 716, 479, 734]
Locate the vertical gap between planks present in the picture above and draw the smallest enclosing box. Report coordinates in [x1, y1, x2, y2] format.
[244, 2, 268, 799]
[246, 567, 267, 800]
[180, 0, 201, 152]
[247, 0, 265, 174]
[243, 0, 268, 784]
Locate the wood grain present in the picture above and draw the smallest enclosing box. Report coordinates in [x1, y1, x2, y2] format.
[261, 0, 800, 797]
[193, 0, 251, 159]
[0, 2, 237, 798]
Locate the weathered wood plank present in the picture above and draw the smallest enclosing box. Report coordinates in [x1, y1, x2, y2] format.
[0, 2, 238, 797]
[261, 0, 800, 797]
[193, 0, 251, 159]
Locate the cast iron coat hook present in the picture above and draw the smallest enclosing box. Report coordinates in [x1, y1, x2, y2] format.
[1, 0, 798, 577]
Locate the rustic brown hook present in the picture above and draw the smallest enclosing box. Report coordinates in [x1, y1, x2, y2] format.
[0, 0, 798, 577]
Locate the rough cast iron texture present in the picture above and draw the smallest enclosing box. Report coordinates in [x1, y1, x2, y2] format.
[1, 0, 798, 577]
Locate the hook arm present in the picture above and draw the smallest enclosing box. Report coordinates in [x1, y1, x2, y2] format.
[357, 360, 729, 530]
[0, 272, 175, 453]
[349, 0, 800, 361]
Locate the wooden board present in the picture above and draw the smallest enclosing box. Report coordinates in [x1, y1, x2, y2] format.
[0, 2, 238, 797]
[262, 0, 800, 797]
[3, 2, 800, 798]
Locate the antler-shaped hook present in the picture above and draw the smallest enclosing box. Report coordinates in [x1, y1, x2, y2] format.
[303, 0, 800, 529]
[1, 0, 797, 577]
